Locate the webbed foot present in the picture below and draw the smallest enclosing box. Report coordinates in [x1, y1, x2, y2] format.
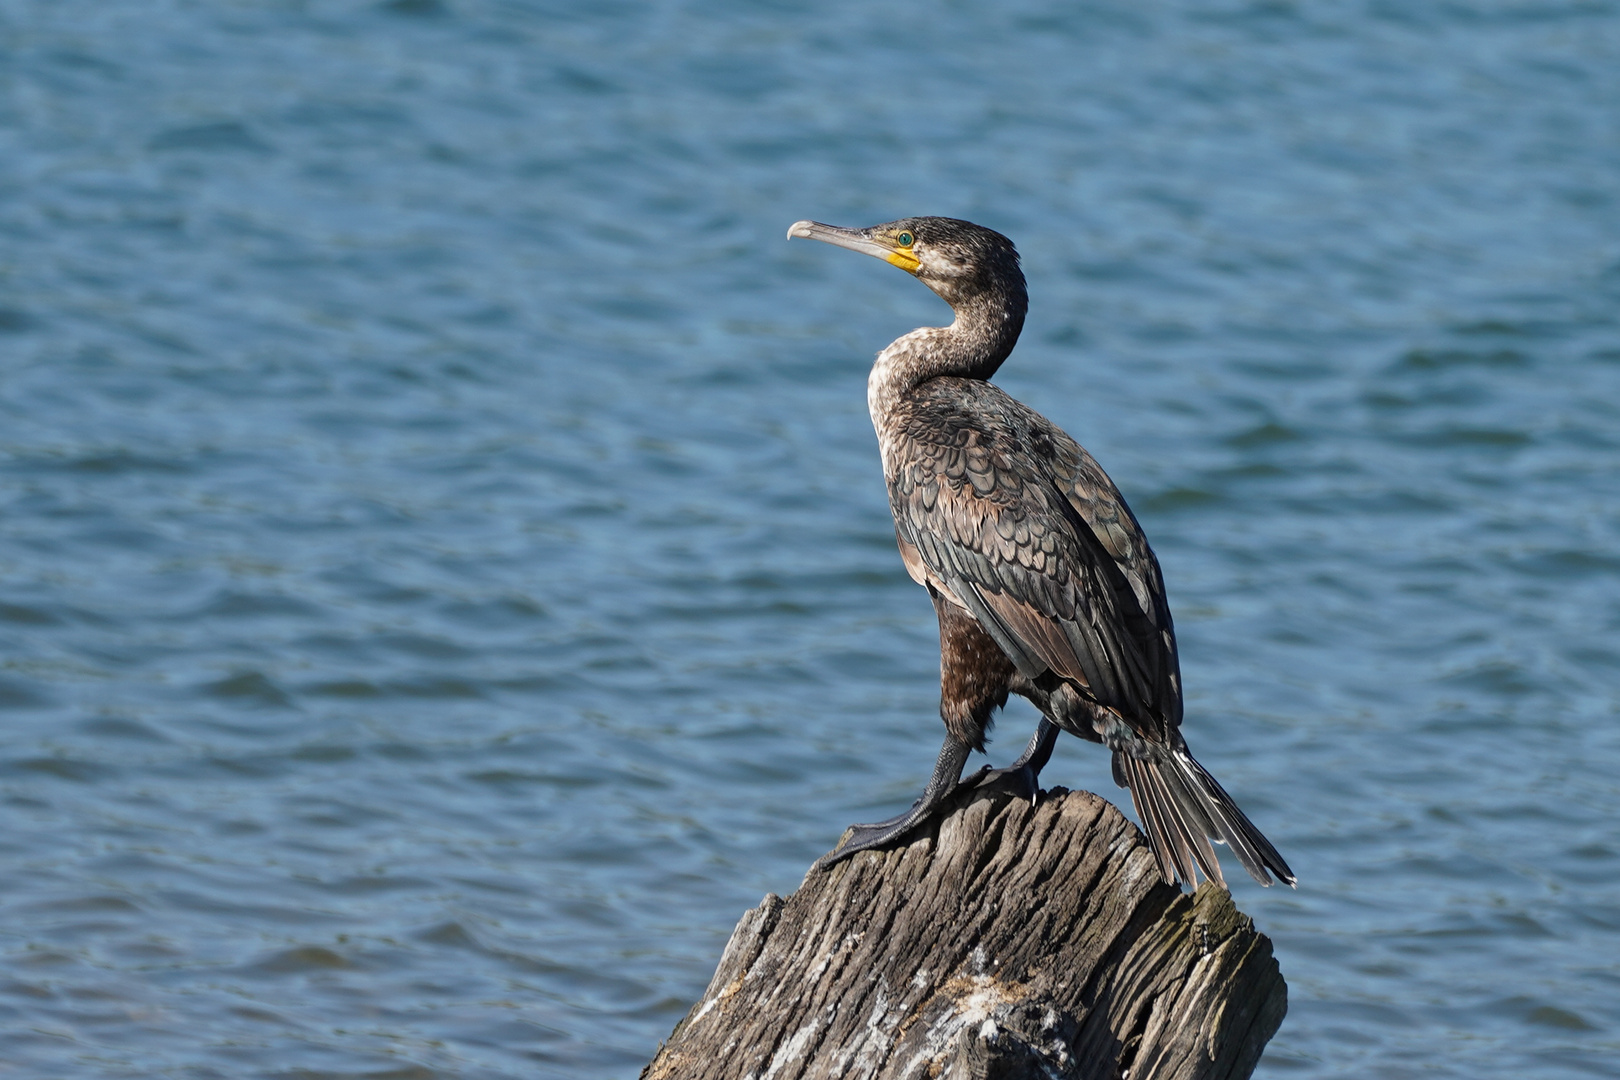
[972, 761, 1042, 803]
[814, 736, 972, 870]
[972, 718, 1058, 805]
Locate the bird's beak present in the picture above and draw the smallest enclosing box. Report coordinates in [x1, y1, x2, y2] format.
[787, 220, 920, 274]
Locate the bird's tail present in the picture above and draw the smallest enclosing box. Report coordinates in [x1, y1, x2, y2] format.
[1113, 747, 1296, 889]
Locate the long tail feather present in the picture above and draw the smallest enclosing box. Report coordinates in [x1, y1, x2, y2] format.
[1119, 755, 1183, 884]
[1114, 747, 1296, 889]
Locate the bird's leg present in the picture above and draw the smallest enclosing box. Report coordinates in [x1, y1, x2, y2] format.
[814, 734, 972, 870]
[973, 717, 1058, 804]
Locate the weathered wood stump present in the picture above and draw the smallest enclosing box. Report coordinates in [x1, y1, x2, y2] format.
[643, 783, 1285, 1080]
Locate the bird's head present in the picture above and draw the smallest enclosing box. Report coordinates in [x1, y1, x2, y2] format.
[786, 216, 1025, 311]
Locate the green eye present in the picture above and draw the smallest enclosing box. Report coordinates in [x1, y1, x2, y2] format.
[896, 231, 915, 247]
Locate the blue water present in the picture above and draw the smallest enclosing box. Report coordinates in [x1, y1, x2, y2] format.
[2, 1, 1618, 1076]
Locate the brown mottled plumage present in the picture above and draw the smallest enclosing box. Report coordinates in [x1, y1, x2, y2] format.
[788, 216, 1294, 889]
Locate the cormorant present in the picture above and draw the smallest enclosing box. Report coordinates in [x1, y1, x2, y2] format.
[787, 216, 1294, 889]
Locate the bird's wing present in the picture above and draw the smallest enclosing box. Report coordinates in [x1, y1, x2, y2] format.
[888, 380, 1180, 741]
[1044, 422, 1182, 727]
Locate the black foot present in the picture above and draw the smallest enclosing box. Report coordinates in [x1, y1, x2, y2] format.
[972, 760, 1042, 803]
[812, 720, 1062, 872]
[971, 717, 1059, 804]
[816, 803, 934, 868]
[814, 736, 972, 871]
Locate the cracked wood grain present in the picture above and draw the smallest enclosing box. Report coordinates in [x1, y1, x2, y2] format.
[642, 783, 1286, 1080]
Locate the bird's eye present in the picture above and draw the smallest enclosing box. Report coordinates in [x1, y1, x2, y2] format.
[896, 231, 915, 247]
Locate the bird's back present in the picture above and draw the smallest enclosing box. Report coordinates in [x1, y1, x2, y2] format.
[883, 377, 1183, 742]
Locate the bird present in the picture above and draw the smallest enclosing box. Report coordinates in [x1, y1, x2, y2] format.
[786, 216, 1294, 889]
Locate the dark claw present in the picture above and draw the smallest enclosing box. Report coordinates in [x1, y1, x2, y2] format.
[975, 718, 1061, 804]
[973, 761, 1042, 804]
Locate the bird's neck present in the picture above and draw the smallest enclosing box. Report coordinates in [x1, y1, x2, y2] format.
[867, 289, 1027, 436]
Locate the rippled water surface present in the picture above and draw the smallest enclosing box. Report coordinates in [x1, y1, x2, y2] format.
[3, 1, 1619, 1076]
